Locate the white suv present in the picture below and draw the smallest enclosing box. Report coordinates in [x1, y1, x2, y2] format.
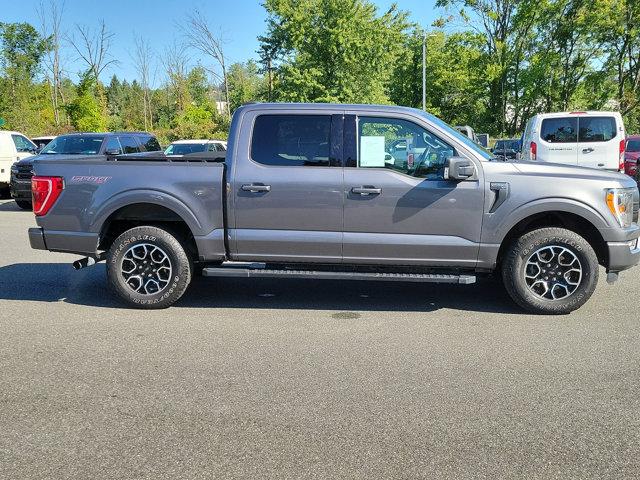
[0, 131, 37, 191]
[521, 111, 626, 172]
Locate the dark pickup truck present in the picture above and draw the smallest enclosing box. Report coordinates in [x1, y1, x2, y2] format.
[28, 103, 640, 314]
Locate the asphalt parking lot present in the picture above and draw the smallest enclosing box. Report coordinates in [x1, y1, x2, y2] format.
[1, 198, 639, 479]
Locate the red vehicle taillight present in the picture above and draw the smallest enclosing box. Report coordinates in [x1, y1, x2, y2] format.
[31, 176, 64, 216]
[530, 141, 537, 161]
[619, 139, 626, 172]
[625, 160, 638, 177]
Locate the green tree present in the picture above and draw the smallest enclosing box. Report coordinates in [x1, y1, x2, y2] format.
[260, 0, 409, 103]
[227, 60, 267, 111]
[66, 73, 107, 131]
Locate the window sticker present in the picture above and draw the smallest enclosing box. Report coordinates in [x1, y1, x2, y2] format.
[360, 136, 386, 167]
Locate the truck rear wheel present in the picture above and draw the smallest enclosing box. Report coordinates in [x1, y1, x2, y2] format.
[502, 227, 599, 314]
[106, 226, 192, 309]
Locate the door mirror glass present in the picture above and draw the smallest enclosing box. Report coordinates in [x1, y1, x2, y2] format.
[105, 148, 121, 156]
[445, 156, 475, 181]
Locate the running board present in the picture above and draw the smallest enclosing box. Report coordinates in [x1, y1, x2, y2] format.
[202, 267, 476, 284]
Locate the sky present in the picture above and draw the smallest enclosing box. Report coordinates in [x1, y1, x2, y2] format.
[1, 0, 448, 85]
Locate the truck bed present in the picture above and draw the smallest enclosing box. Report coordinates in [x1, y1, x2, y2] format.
[31, 155, 227, 261]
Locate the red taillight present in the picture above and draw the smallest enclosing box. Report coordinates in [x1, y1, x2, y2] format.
[530, 141, 537, 161]
[619, 139, 626, 172]
[31, 176, 64, 216]
[625, 160, 637, 177]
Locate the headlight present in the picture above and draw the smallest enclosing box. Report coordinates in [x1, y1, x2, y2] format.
[606, 188, 635, 228]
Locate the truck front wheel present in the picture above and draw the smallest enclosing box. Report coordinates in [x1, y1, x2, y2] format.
[502, 227, 599, 314]
[106, 226, 192, 309]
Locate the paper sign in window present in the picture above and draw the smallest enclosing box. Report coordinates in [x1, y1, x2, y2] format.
[360, 136, 386, 167]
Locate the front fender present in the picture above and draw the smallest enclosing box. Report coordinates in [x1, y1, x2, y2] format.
[484, 197, 612, 245]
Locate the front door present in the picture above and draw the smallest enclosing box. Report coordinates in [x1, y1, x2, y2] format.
[231, 111, 344, 263]
[342, 115, 484, 268]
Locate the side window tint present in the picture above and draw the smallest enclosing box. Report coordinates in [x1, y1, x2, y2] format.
[251, 115, 331, 167]
[140, 135, 161, 151]
[540, 118, 577, 143]
[357, 117, 455, 180]
[578, 117, 616, 142]
[104, 137, 122, 154]
[12, 135, 36, 152]
[119, 136, 140, 154]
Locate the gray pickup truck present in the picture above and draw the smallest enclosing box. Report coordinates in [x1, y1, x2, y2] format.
[28, 103, 640, 314]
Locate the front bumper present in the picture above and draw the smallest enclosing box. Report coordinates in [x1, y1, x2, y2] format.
[10, 173, 32, 200]
[607, 236, 640, 272]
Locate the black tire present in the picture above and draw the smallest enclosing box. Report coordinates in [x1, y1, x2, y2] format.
[502, 227, 599, 314]
[106, 226, 192, 309]
[15, 200, 32, 210]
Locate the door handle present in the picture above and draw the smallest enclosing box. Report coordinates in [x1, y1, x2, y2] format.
[241, 184, 271, 193]
[351, 186, 381, 196]
[582, 148, 594, 153]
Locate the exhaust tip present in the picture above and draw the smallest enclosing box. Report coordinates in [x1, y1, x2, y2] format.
[73, 257, 96, 270]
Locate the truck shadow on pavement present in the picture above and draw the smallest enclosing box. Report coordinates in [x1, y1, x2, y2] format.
[0, 262, 519, 314]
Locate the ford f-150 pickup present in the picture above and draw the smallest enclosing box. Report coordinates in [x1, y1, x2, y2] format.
[28, 103, 640, 314]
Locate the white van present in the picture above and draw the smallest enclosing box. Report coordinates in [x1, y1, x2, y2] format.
[521, 111, 626, 171]
[0, 131, 37, 189]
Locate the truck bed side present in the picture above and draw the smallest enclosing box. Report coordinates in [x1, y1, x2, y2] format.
[32, 157, 227, 261]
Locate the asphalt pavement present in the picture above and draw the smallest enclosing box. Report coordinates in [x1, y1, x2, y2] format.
[1, 198, 639, 479]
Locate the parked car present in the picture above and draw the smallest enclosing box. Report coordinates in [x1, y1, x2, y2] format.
[624, 135, 640, 181]
[492, 138, 522, 161]
[10, 132, 161, 210]
[28, 103, 639, 314]
[454, 125, 480, 144]
[0, 130, 38, 196]
[164, 140, 227, 157]
[31, 135, 56, 151]
[521, 111, 626, 171]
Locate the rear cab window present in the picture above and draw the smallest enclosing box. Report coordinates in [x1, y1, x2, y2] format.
[251, 115, 331, 167]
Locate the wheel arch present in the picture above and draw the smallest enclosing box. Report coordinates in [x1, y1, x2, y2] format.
[496, 210, 608, 268]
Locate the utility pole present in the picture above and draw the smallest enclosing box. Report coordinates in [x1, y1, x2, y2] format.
[422, 31, 426, 111]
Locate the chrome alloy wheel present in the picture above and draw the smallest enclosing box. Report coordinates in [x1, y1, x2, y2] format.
[120, 243, 173, 295]
[524, 245, 582, 301]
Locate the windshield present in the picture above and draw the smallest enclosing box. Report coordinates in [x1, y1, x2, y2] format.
[165, 143, 207, 155]
[420, 112, 492, 160]
[627, 139, 640, 152]
[40, 135, 105, 155]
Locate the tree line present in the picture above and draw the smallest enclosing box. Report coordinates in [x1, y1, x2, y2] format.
[0, 0, 639, 145]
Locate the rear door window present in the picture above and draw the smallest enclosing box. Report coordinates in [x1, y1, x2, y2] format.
[104, 136, 122, 154]
[119, 136, 140, 154]
[540, 118, 578, 143]
[139, 135, 161, 151]
[578, 117, 616, 142]
[251, 115, 331, 167]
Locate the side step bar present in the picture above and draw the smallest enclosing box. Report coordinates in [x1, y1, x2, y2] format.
[202, 267, 476, 284]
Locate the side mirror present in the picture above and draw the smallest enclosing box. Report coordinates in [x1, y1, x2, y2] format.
[445, 156, 475, 181]
[105, 148, 121, 156]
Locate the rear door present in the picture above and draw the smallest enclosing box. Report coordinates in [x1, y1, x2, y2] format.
[231, 109, 344, 263]
[342, 113, 484, 267]
[538, 116, 578, 165]
[577, 115, 621, 170]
